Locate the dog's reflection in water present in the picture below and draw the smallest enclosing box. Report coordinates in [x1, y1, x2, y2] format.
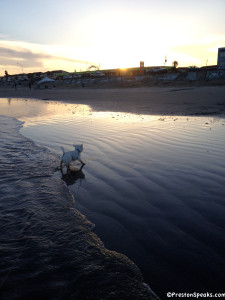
[61, 165, 85, 186]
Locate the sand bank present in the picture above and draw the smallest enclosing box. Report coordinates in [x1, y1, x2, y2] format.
[1, 85, 225, 116]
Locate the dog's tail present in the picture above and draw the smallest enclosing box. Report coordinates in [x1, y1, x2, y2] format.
[60, 146, 65, 154]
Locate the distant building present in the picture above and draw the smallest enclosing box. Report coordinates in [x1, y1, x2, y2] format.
[217, 47, 225, 69]
[140, 61, 144, 70]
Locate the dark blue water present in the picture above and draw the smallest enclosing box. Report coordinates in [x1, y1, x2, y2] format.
[0, 115, 152, 300]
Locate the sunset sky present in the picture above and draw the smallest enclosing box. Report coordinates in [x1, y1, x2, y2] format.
[0, 0, 224, 75]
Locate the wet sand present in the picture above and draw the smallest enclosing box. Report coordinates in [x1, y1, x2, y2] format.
[1, 85, 225, 116]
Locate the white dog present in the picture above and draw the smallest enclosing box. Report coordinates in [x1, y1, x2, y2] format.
[60, 144, 85, 173]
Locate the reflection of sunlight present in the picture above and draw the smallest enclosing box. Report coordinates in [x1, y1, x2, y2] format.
[22, 107, 159, 127]
[92, 111, 159, 123]
[10, 100, 92, 127]
[1, 97, 225, 160]
[1, 98, 224, 132]
[1, 98, 159, 127]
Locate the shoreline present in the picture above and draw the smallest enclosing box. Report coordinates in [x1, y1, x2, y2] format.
[1, 85, 225, 116]
[0, 114, 158, 300]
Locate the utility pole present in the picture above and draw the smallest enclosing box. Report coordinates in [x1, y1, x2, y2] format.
[17, 62, 24, 73]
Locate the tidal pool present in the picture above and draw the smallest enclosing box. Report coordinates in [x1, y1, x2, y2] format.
[1, 97, 225, 298]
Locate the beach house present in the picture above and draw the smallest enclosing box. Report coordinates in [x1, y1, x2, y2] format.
[217, 47, 225, 69]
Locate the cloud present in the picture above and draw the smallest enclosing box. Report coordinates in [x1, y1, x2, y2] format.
[0, 46, 47, 68]
[0, 41, 94, 74]
[168, 35, 225, 66]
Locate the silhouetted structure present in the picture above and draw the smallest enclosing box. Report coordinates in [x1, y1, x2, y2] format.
[217, 47, 225, 69]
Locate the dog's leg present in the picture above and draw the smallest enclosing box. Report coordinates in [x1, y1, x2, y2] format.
[66, 164, 71, 174]
[79, 164, 85, 171]
[60, 160, 66, 176]
[79, 159, 85, 165]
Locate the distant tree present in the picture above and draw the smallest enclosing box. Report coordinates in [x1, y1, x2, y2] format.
[172, 61, 178, 68]
[5, 70, 9, 78]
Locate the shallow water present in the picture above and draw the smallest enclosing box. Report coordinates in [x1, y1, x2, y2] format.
[1, 97, 225, 298]
[0, 114, 152, 300]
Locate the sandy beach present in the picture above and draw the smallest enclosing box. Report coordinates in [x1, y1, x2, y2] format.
[1, 85, 225, 116]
